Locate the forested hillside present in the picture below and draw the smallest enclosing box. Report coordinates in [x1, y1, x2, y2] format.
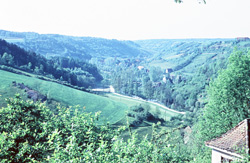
[135, 39, 234, 73]
[0, 30, 150, 60]
[0, 39, 102, 88]
[94, 38, 248, 113]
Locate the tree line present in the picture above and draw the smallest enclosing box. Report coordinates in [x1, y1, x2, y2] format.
[0, 39, 103, 88]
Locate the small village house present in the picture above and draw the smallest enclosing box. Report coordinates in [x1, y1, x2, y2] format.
[137, 66, 144, 70]
[205, 119, 250, 163]
[165, 68, 173, 74]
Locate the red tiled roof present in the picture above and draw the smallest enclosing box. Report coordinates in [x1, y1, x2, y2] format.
[205, 119, 250, 156]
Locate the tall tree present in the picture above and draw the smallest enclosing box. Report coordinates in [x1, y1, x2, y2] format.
[199, 50, 250, 141]
[1, 52, 14, 65]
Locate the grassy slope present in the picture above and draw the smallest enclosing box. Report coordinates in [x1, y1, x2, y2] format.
[106, 93, 179, 121]
[0, 70, 179, 125]
[0, 70, 128, 124]
[0, 84, 29, 108]
[106, 93, 178, 141]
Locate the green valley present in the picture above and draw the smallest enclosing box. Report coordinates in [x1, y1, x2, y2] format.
[1, 29, 250, 162]
[1, 0, 250, 161]
[0, 69, 180, 124]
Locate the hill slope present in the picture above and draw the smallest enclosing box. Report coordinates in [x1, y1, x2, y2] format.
[0, 39, 103, 87]
[0, 30, 150, 60]
[0, 69, 127, 124]
[0, 30, 240, 75]
[135, 39, 235, 74]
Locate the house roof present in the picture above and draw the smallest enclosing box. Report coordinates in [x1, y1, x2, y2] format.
[205, 119, 250, 157]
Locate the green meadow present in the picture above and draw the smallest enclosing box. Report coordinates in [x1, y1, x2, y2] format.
[106, 93, 179, 121]
[0, 69, 179, 125]
[0, 70, 128, 124]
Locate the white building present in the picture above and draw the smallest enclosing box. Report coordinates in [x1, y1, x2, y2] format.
[137, 66, 144, 70]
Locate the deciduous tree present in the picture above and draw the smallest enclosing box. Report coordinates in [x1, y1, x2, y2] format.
[199, 50, 250, 141]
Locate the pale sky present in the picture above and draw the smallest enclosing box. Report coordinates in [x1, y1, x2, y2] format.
[0, 0, 250, 40]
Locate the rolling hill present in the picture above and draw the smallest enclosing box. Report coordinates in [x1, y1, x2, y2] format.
[0, 30, 150, 60]
[0, 69, 128, 124]
[135, 38, 236, 74]
[1, 29, 243, 76]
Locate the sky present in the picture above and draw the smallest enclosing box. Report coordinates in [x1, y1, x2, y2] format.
[0, 0, 250, 40]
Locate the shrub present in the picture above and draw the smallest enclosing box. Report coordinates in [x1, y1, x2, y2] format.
[0, 95, 191, 162]
[0, 95, 121, 162]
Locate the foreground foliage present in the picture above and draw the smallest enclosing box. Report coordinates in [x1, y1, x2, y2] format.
[189, 50, 250, 162]
[199, 50, 250, 141]
[0, 95, 190, 162]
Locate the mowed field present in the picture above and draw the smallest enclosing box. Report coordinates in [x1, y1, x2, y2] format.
[0, 70, 128, 124]
[106, 93, 179, 121]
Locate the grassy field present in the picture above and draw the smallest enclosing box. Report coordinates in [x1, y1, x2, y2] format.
[105, 93, 179, 121]
[0, 70, 128, 124]
[0, 69, 179, 125]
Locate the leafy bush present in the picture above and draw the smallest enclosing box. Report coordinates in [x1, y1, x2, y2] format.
[128, 105, 164, 127]
[0, 95, 121, 162]
[0, 95, 191, 162]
